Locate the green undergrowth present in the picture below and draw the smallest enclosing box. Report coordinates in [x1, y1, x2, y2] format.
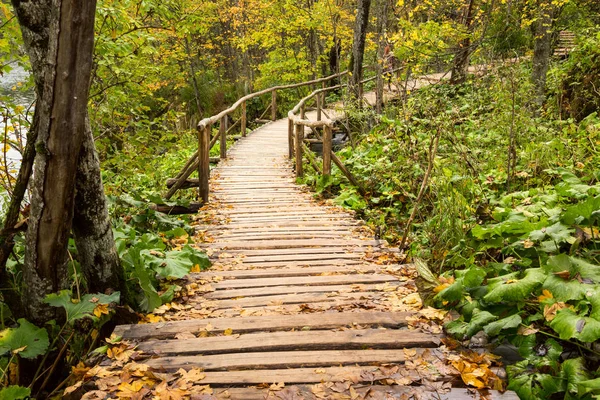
[300, 55, 600, 398]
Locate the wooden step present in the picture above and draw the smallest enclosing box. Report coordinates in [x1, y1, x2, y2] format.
[144, 348, 439, 371]
[217, 386, 519, 400]
[205, 282, 404, 299]
[114, 311, 410, 340]
[211, 274, 397, 289]
[137, 329, 440, 355]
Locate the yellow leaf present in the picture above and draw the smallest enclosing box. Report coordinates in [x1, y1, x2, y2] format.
[223, 328, 233, 336]
[93, 303, 110, 318]
[538, 289, 553, 302]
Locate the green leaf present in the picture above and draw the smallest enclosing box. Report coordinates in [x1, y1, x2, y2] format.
[0, 319, 49, 359]
[562, 196, 600, 225]
[507, 362, 563, 400]
[0, 386, 31, 400]
[529, 222, 573, 244]
[484, 268, 545, 303]
[445, 308, 497, 339]
[463, 267, 486, 287]
[550, 308, 600, 342]
[561, 358, 590, 397]
[542, 275, 591, 302]
[45, 291, 120, 323]
[134, 260, 162, 312]
[579, 377, 600, 396]
[483, 313, 522, 336]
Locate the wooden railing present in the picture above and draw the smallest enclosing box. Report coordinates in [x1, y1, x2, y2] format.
[165, 71, 348, 201]
[287, 84, 365, 195]
[165, 66, 395, 202]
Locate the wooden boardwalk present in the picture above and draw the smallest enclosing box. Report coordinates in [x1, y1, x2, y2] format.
[110, 113, 518, 399]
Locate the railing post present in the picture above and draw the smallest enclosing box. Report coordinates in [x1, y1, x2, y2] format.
[219, 115, 227, 159]
[241, 100, 247, 137]
[300, 104, 305, 119]
[288, 118, 294, 159]
[198, 124, 211, 203]
[316, 93, 322, 122]
[271, 90, 277, 121]
[294, 123, 304, 178]
[323, 124, 332, 177]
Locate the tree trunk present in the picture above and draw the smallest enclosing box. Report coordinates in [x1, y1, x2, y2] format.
[9, 0, 123, 321]
[450, 0, 476, 85]
[72, 118, 126, 298]
[375, 0, 390, 113]
[22, 0, 98, 324]
[531, 0, 556, 109]
[349, 0, 372, 98]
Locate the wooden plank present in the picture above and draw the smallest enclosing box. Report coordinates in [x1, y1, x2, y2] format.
[215, 298, 383, 317]
[205, 282, 403, 299]
[163, 365, 460, 386]
[208, 291, 384, 309]
[210, 227, 357, 236]
[202, 239, 382, 249]
[144, 348, 437, 371]
[216, 387, 519, 400]
[137, 329, 439, 355]
[198, 264, 387, 278]
[203, 220, 361, 229]
[114, 311, 410, 340]
[210, 259, 366, 269]
[234, 253, 366, 263]
[212, 274, 397, 289]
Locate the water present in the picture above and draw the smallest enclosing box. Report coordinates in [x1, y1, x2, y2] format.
[0, 64, 34, 208]
[0, 64, 34, 105]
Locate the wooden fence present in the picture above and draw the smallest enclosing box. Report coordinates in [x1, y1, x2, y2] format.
[165, 67, 396, 203]
[166, 71, 349, 202]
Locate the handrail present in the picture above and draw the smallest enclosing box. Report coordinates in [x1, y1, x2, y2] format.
[286, 83, 365, 195]
[166, 70, 349, 201]
[197, 71, 349, 130]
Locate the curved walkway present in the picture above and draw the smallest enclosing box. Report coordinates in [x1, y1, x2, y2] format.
[111, 114, 517, 399]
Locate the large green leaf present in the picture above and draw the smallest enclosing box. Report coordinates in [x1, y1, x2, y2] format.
[445, 308, 497, 339]
[45, 290, 120, 323]
[542, 275, 591, 302]
[0, 319, 49, 359]
[145, 245, 210, 279]
[579, 377, 600, 396]
[0, 386, 31, 400]
[561, 358, 590, 398]
[483, 313, 522, 336]
[549, 308, 600, 342]
[507, 363, 564, 400]
[484, 268, 546, 303]
[545, 255, 600, 283]
[134, 260, 162, 312]
[562, 196, 600, 225]
[529, 222, 574, 244]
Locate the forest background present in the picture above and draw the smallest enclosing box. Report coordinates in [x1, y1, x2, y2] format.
[0, 0, 599, 398]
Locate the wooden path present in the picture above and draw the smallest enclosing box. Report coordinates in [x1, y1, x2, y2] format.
[109, 112, 518, 399]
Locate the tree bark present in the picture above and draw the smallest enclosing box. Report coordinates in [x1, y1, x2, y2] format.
[22, 0, 98, 324]
[450, 0, 476, 85]
[9, 0, 123, 321]
[72, 118, 125, 298]
[531, 0, 556, 109]
[349, 0, 372, 98]
[375, 0, 390, 113]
